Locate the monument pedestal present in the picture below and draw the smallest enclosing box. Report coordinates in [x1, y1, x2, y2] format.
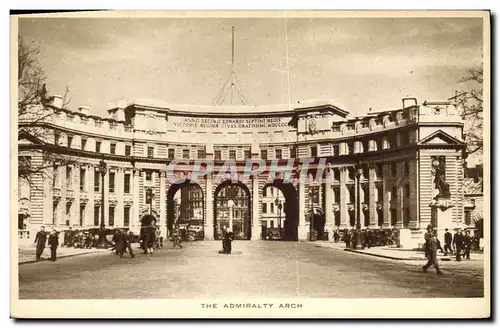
[431, 199, 456, 246]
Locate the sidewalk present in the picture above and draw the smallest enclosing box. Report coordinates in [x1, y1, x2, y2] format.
[18, 246, 109, 265]
[315, 241, 484, 262]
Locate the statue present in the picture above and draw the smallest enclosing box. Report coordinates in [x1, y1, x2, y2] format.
[431, 157, 450, 199]
[307, 116, 317, 135]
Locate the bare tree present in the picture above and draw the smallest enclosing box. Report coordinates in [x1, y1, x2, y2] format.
[453, 68, 483, 157]
[18, 36, 74, 188]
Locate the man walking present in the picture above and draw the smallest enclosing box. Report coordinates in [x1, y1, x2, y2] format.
[125, 230, 135, 258]
[463, 230, 472, 260]
[48, 229, 59, 261]
[172, 225, 183, 249]
[34, 226, 47, 261]
[453, 229, 464, 262]
[363, 228, 372, 249]
[422, 229, 444, 275]
[443, 228, 453, 256]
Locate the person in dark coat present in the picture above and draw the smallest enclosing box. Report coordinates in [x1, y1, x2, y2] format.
[342, 229, 351, 248]
[125, 231, 135, 258]
[34, 226, 47, 261]
[222, 226, 234, 254]
[423, 225, 433, 259]
[172, 225, 183, 249]
[48, 229, 59, 261]
[113, 230, 127, 258]
[363, 228, 372, 249]
[453, 229, 464, 261]
[422, 229, 444, 275]
[443, 228, 453, 256]
[463, 230, 472, 260]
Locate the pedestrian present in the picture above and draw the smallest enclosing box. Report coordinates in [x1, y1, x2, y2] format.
[463, 230, 472, 260]
[172, 225, 183, 249]
[363, 228, 372, 249]
[48, 229, 59, 261]
[34, 226, 47, 261]
[222, 226, 234, 254]
[443, 228, 453, 256]
[333, 229, 340, 243]
[342, 229, 351, 248]
[423, 225, 433, 259]
[422, 229, 444, 275]
[114, 229, 127, 258]
[125, 230, 135, 258]
[453, 229, 464, 262]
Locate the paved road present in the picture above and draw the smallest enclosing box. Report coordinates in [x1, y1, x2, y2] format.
[18, 241, 484, 299]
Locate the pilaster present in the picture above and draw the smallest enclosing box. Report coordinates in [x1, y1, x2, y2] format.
[204, 173, 214, 240]
[251, 175, 261, 240]
[368, 164, 378, 228]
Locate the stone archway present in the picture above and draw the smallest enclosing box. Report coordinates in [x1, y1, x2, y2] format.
[263, 180, 299, 241]
[214, 180, 251, 240]
[166, 180, 205, 239]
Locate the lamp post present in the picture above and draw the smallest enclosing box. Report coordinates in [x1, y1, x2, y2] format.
[275, 197, 283, 240]
[146, 187, 154, 215]
[227, 199, 234, 232]
[309, 188, 315, 241]
[355, 164, 363, 249]
[97, 159, 107, 249]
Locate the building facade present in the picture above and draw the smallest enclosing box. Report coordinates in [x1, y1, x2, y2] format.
[17, 95, 467, 247]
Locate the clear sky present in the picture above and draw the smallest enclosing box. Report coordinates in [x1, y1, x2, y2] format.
[18, 16, 483, 117]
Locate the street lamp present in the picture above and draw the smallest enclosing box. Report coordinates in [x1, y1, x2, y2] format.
[227, 199, 234, 232]
[97, 159, 107, 249]
[309, 188, 315, 241]
[274, 197, 282, 227]
[146, 187, 154, 215]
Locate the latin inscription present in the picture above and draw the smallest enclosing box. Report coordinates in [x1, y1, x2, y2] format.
[173, 117, 288, 129]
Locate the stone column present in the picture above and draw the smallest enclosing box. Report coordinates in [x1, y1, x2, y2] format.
[58, 166, 66, 227]
[204, 174, 214, 240]
[86, 165, 95, 227]
[251, 175, 261, 240]
[159, 170, 166, 238]
[298, 180, 307, 240]
[131, 169, 140, 233]
[382, 164, 391, 228]
[73, 165, 80, 227]
[368, 164, 378, 228]
[395, 163, 404, 228]
[43, 166, 54, 225]
[324, 169, 334, 233]
[103, 169, 109, 226]
[116, 168, 124, 227]
[408, 159, 419, 229]
[339, 167, 349, 228]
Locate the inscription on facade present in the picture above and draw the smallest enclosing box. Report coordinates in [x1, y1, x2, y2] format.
[172, 117, 288, 129]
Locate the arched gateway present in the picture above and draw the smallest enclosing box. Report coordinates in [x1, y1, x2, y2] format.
[19, 95, 467, 248]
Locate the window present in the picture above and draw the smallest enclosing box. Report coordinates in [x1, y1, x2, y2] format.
[66, 166, 72, 187]
[262, 203, 267, 214]
[392, 187, 397, 200]
[146, 171, 152, 183]
[67, 136, 73, 148]
[229, 150, 236, 159]
[310, 145, 318, 157]
[95, 141, 101, 153]
[183, 149, 190, 159]
[263, 187, 267, 197]
[391, 163, 397, 176]
[94, 171, 100, 192]
[110, 143, 116, 155]
[376, 164, 384, 178]
[270, 188, 274, 197]
[261, 150, 268, 160]
[109, 206, 115, 226]
[270, 202, 274, 214]
[363, 140, 369, 152]
[94, 205, 100, 226]
[347, 142, 354, 155]
[54, 131, 60, 145]
[290, 146, 297, 158]
[270, 220, 274, 228]
[197, 149, 205, 159]
[147, 146, 154, 158]
[275, 149, 282, 160]
[465, 211, 472, 225]
[405, 184, 410, 198]
[168, 148, 175, 159]
[332, 124, 341, 132]
[80, 168, 86, 191]
[81, 139, 87, 151]
[109, 172, 115, 193]
[214, 150, 222, 160]
[124, 173, 131, 193]
[124, 206, 130, 226]
[244, 149, 250, 159]
[65, 202, 71, 226]
[125, 145, 131, 156]
[405, 162, 410, 175]
[332, 145, 340, 157]
[79, 204, 85, 226]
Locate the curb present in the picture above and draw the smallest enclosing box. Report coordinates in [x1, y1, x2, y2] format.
[19, 250, 106, 265]
[343, 248, 424, 260]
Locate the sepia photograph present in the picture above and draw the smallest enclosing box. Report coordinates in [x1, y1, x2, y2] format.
[10, 10, 490, 318]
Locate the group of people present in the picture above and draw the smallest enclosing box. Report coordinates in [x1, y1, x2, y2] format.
[111, 229, 136, 258]
[422, 225, 476, 275]
[63, 227, 95, 249]
[34, 226, 59, 261]
[340, 227, 399, 249]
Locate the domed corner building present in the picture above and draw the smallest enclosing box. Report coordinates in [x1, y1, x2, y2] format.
[17, 95, 468, 248]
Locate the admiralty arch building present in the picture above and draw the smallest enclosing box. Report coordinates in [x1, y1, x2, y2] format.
[17, 94, 467, 248]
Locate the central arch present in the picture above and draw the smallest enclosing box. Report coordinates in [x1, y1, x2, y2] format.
[214, 180, 251, 240]
[263, 180, 299, 241]
[166, 180, 205, 240]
